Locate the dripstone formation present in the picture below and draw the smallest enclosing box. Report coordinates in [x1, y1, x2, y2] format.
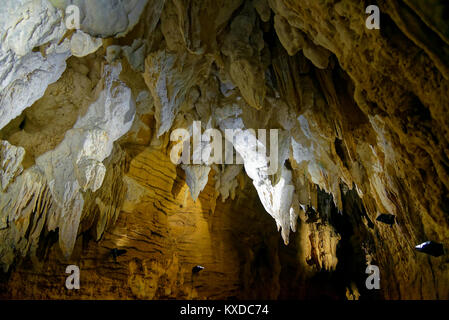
[0, 0, 448, 300]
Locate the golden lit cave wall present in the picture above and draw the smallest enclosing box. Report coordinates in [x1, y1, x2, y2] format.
[1, 0, 449, 300]
[0, 146, 368, 300]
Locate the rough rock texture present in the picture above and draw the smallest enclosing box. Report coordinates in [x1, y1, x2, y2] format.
[49, 0, 148, 38]
[0, 0, 69, 130]
[0, 141, 25, 192]
[0, 0, 449, 300]
[35, 63, 135, 258]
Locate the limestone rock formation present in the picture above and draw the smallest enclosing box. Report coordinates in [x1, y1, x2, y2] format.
[0, 141, 25, 192]
[35, 63, 135, 257]
[0, 0, 68, 130]
[0, 0, 449, 300]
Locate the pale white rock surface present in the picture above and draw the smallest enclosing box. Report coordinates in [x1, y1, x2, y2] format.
[123, 40, 148, 72]
[0, 167, 50, 270]
[0, 0, 66, 57]
[70, 30, 103, 57]
[215, 104, 297, 244]
[35, 63, 136, 257]
[0, 0, 70, 130]
[106, 45, 122, 63]
[0, 141, 25, 192]
[51, 0, 148, 38]
[291, 112, 345, 211]
[181, 165, 211, 202]
[180, 120, 214, 202]
[214, 165, 242, 202]
[144, 50, 212, 137]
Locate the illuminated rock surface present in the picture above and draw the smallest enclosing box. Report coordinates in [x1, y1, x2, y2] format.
[0, 0, 449, 299]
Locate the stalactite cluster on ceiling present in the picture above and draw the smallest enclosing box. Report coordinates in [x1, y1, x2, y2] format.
[0, 0, 448, 299]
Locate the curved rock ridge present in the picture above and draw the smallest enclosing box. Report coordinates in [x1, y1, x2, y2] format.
[0, 0, 448, 299]
[35, 63, 136, 257]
